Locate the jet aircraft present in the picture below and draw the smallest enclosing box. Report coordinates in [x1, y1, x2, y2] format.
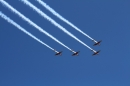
[93, 40, 102, 46]
[92, 50, 101, 55]
[71, 50, 80, 56]
[54, 50, 62, 56]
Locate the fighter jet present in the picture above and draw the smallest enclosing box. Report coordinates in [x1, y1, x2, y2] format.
[55, 51, 62, 56]
[92, 50, 101, 55]
[72, 51, 80, 56]
[71, 50, 80, 56]
[54, 50, 62, 56]
[93, 40, 102, 46]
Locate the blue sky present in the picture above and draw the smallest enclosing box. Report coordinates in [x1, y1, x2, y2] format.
[0, 0, 130, 86]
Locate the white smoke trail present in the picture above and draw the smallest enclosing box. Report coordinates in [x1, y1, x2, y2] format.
[21, 0, 96, 52]
[36, 0, 97, 43]
[0, 0, 73, 52]
[0, 11, 56, 51]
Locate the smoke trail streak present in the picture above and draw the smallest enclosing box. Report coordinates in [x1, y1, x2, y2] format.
[0, 0, 73, 52]
[21, 0, 96, 52]
[36, 0, 97, 43]
[0, 11, 56, 51]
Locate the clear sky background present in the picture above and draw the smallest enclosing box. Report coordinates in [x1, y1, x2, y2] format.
[0, 0, 130, 86]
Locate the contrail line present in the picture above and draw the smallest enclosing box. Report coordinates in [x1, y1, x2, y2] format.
[0, 0, 74, 52]
[0, 11, 57, 51]
[21, 0, 96, 52]
[36, 0, 97, 43]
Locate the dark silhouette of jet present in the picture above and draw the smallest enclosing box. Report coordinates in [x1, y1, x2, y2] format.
[72, 51, 80, 56]
[55, 51, 62, 56]
[54, 50, 62, 56]
[92, 50, 101, 55]
[93, 40, 102, 46]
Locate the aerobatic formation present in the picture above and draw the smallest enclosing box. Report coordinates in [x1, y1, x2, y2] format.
[0, 0, 102, 56]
